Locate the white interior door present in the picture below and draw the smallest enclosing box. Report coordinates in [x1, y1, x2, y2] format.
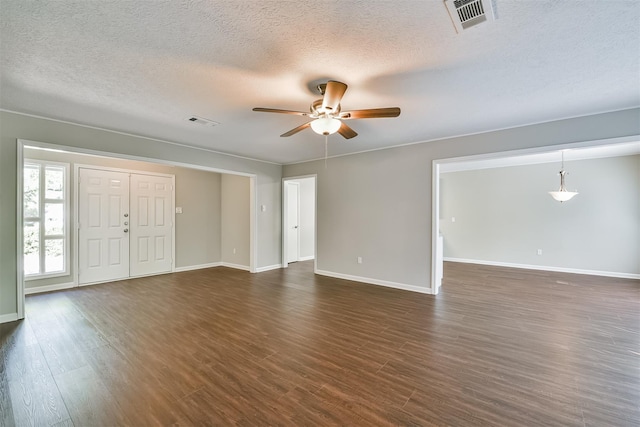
[130, 174, 173, 276]
[78, 168, 130, 284]
[286, 182, 300, 263]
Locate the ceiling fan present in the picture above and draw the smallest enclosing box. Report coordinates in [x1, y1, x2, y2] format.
[252, 80, 400, 139]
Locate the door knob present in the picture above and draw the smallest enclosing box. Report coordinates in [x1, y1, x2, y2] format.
[124, 221, 128, 225]
[293, 225, 298, 229]
[124, 213, 129, 218]
[124, 228, 129, 233]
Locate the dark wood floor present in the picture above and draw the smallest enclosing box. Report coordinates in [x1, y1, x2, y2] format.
[1, 262, 638, 426]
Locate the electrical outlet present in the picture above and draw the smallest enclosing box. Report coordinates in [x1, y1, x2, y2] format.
[357, 257, 363, 264]
[537, 249, 543, 256]
[175, 207, 183, 214]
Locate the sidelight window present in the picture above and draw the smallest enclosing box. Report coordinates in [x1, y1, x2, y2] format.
[23, 160, 70, 278]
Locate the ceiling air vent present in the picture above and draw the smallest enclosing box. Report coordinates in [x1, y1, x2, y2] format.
[186, 116, 220, 127]
[445, 0, 496, 33]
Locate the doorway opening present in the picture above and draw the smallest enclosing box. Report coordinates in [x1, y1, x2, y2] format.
[431, 135, 639, 295]
[282, 175, 317, 270]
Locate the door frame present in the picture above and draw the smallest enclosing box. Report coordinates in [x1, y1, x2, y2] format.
[282, 175, 317, 270]
[75, 164, 176, 286]
[17, 139, 258, 320]
[285, 181, 300, 263]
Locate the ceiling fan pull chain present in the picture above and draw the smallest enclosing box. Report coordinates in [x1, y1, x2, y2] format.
[325, 135, 328, 169]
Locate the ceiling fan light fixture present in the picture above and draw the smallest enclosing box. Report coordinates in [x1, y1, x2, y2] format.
[310, 117, 341, 135]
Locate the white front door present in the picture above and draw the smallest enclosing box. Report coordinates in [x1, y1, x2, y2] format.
[78, 168, 130, 284]
[286, 182, 300, 263]
[130, 174, 173, 277]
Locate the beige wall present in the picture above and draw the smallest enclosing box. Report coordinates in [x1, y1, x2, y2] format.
[221, 174, 250, 267]
[175, 167, 222, 268]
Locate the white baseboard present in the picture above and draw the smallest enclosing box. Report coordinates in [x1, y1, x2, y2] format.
[0, 313, 19, 324]
[255, 264, 282, 273]
[25, 282, 76, 295]
[79, 279, 124, 287]
[173, 262, 222, 273]
[315, 269, 432, 295]
[298, 256, 315, 262]
[175, 262, 279, 274]
[221, 262, 251, 271]
[444, 258, 640, 280]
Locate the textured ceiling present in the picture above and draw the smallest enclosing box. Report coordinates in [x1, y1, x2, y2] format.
[1, 1, 639, 164]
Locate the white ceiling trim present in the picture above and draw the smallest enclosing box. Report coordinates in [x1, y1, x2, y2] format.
[285, 107, 640, 166]
[1, 109, 282, 166]
[6, 107, 638, 171]
[439, 137, 640, 173]
[20, 137, 260, 178]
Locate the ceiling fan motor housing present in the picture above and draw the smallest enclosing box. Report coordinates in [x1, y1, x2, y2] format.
[311, 99, 340, 116]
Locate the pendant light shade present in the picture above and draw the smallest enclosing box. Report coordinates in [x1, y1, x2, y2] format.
[549, 191, 578, 202]
[549, 152, 578, 202]
[310, 117, 341, 135]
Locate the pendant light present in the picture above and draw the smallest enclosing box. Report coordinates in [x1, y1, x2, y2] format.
[549, 151, 578, 202]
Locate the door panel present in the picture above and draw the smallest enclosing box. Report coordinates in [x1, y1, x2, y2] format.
[286, 182, 300, 263]
[130, 174, 173, 277]
[79, 169, 130, 284]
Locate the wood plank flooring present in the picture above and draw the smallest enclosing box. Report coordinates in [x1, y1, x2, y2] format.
[1, 261, 638, 426]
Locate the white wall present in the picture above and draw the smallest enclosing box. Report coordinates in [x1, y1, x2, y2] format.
[221, 174, 250, 268]
[288, 177, 315, 260]
[283, 108, 640, 292]
[0, 110, 282, 319]
[440, 155, 640, 277]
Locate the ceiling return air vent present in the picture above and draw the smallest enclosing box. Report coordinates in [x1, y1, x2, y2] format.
[445, 0, 496, 33]
[186, 116, 220, 127]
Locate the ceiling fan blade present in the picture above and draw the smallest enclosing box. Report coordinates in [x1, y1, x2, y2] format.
[337, 122, 358, 139]
[322, 80, 348, 113]
[253, 107, 309, 116]
[340, 107, 401, 119]
[281, 121, 312, 137]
